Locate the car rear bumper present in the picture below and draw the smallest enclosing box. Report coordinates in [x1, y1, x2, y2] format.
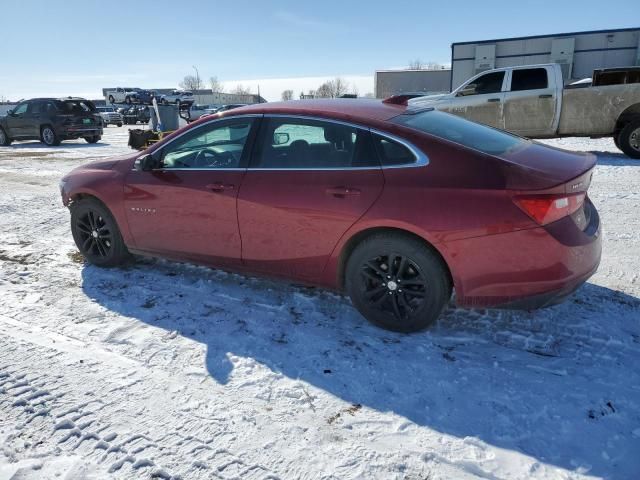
[448, 197, 602, 309]
[60, 126, 103, 138]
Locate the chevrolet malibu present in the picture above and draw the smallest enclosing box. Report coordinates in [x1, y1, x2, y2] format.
[60, 98, 601, 332]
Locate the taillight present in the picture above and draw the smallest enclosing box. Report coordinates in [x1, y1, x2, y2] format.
[513, 192, 586, 225]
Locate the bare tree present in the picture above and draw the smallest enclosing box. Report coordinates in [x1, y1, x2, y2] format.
[179, 74, 202, 91]
[315, 82, 332, 98]
[209, 76, 224, 93]
[314, 77, 351, 98]
[281, 89, 294, 101]
[231, 84, 252, 95]
[408, 59, 443, 70]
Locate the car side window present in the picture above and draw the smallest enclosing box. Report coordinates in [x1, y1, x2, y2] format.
[28, 101, 42, 115]
[461, 71, 505, 96]
[510, 68, 549, 91]
[253, 117, 378, 169]
[372, 134, 417, 166]
[13, 103, 28, 116]
[161, 119, 254, 169]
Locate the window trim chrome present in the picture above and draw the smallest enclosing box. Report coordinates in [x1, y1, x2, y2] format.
[132, 112, 429, 172]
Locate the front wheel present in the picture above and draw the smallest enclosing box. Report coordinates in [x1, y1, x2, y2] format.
[0, 127, 11, 146]
[117, 122, 123, 127]
[85, 135, 100, 144]
[345, 233, 451, 333]
[617, 119, 640, 159]
[40, 126, 60, 146]
[70, 198, 129, 267]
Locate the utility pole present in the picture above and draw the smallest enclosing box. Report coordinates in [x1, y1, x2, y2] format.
[192, 65, 200, 104]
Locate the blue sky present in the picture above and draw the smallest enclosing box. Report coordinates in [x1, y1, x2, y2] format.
[0, 0, 638, 100]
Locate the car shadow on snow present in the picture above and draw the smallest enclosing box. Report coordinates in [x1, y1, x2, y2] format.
[7, 141, 109, 149]
[590, 151, 640, 166]
[80, 260, 640, 478]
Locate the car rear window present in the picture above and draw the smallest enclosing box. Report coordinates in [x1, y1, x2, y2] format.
[56, 100, 96, 114]
[392, 110, 529, 155]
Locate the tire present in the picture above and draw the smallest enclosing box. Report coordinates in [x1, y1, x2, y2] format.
[108, 95, 115, 104]
[85, 135, 100, 144]
[0, 127, 11, 146]
[345, 233, 451, 333]
[117, 123, 123, 127]
[617, 119, 640, 159]
[70, 198, 130, 267]
[40, 125, 60, 146]
[162, 99, 168, 105]
[125, 96, 132, 105]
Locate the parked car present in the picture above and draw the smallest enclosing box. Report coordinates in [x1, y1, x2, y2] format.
[129, 90, 157, 105]
[60, 99, 601, 332]
[106, 87, 138, 105]
[160, 90, 195, 106]
[0, 97, 102, 146]
[122, 105, 151, 125]
[409, 63, 640, 158]
[215, 103, 247, 113]
[96, 106, 123, 127]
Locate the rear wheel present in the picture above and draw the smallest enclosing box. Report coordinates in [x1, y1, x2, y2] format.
[617, 119, 640, 159]
[70, 198, 129, 267]
[345, 233, 451, 333]
[117, 122, 123, 127]
[108, 95, 115, 104]
[85, 135, 100, 144]
[40, 126, 60, 146]
[0, 127, 11, 146]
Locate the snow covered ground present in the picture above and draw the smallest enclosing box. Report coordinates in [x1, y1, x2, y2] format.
[0, 126, 638, 480]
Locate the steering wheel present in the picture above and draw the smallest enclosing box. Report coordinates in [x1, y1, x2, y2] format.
[193, 148, 235, 168]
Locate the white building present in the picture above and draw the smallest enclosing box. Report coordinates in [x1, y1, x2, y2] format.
[450, 27, 640, 90]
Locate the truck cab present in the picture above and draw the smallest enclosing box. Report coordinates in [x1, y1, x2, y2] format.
[413, 64, 563, 137]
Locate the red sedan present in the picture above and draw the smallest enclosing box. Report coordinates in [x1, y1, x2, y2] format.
[60, 99, 601, 332]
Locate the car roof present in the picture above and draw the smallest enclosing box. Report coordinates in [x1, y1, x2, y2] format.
[223, 99, 408, 124]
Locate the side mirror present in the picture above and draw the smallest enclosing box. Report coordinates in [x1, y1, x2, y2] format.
[134, 153, 159, 171]
[7, 109, 14, 116]
[273, 132, 290, 145]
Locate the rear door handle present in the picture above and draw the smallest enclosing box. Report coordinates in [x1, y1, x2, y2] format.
[206, 182, 235, 192]
[487, 98, 500, 103]
[326, 187, 361, 197]
[539, 94, 553, 98]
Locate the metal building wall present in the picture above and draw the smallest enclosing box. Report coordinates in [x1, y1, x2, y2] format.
[450, 27, 640, 90]
[374, 69, 452, 98]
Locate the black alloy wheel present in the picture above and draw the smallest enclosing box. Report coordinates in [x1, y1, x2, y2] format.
[346, 233, 451, 332]
[70, 198, 129, 267]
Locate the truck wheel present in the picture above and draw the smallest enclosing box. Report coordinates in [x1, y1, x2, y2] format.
[617, 119, 640, 159]
[345, 233, 452, 332]
[0, 127, 12, 146]
[125, 96, 132, 104]
[41, 126, 61, 146]
[117, 122, 123, 127]
[85, 136, 100, 144]
[108, 95, 115, 104]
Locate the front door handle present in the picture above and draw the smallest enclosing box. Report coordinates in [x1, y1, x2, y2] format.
[539, 94, 553, 98]
[487, 98, 500, 103]
[206, 182, 235, 192]
[326, 187, 361, 197]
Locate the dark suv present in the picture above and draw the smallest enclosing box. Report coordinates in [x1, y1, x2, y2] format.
[0, 97, 103, 146]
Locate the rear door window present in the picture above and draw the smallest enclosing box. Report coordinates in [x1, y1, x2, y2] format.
[510, 68, 549, 91]
[252, 117, 378, 169]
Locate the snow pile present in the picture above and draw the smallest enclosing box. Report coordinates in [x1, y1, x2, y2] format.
[0, 129, 638, 479]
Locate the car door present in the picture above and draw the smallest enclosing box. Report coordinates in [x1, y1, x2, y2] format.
[25, 100, 44, 138]
[503, 67, 557, 137]
[237, 115, 384, 281]
[443, 71, 506, 129]
[123, 115, 259, 266]
[4, 102, 30, 138]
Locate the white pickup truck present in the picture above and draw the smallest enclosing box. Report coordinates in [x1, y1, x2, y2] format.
[410, 64, 640, 158]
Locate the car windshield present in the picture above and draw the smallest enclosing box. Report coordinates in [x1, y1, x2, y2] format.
[392, 109, 529, 155]
[57, 100, 95, 114]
